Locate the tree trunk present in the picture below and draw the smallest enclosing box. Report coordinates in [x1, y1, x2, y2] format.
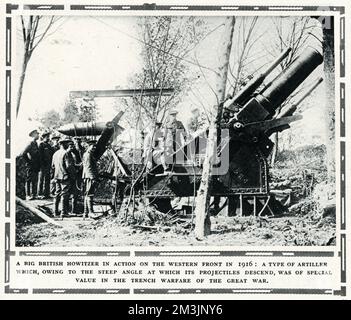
[322, 17, 335, 183]
[194, 17, 235, 240]
[16, 56, 29, 116]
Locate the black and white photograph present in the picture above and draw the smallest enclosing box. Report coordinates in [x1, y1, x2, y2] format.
[1, 0, 349, 300]
[13, 11, 337, 248]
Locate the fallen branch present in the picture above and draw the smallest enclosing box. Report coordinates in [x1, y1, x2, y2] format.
[132, 224, 160, 230]
[16, 196, 62, 227]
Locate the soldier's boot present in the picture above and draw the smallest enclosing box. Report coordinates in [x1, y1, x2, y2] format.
[32, 178, 38, 200]
[87, 197, 100, 219]
[50, 180, 56, 197]
[71, 197, 78, 215]
[25, 182, 31, 200]
[38, 173, 44, 197]
[44, 173, 51, 198]
[83, 197, 88, 219]
[26, 182, 36, 200]
[53, 196, 60, 217]
[61, 196, 72, 219]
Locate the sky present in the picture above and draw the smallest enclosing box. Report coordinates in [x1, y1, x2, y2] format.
[15, 16, 141, 120]
[14, 15, 328, 154]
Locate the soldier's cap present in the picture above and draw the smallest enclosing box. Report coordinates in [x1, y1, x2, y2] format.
[169, 109, 178, 115]
[87, 139, 97, 145]
[28, 129, 39, 137]
[155, 121, 162, 126]
[59, 139, 72, 145]
[51, 135, 60, 140]
[41, 132, 50, 138]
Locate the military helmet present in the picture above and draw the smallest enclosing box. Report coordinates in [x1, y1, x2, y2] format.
[28, 129, 39, 137]
[58, 139, 72, 145]
[41, 131, 50, 138]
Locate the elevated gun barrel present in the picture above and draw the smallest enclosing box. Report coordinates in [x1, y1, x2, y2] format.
[234, 47, 323, 125]
[94, 111, 124, 160]
[256, 47, 323, 114]
[278, 77, 323, 118]
[228, 47, 291, 107]
[262, 47, 292, 78]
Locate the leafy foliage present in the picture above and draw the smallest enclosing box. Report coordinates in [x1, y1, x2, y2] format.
[36, 109, 63, 129]
[118, 16, 207, 129]
[62, 97, 99, 124]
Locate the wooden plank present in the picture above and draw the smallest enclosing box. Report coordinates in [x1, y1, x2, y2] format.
[16, 196, 62, 227]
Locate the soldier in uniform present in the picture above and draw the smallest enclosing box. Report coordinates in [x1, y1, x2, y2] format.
[51, 139, 75, 217]
[51, 135, 60, 152]
[82, 140, 100, 219]
[20, 129, 41, 200]
[67, 141, 79, 214]
[164, 110, 187, 172]
[72, 137, 85, 191]
[142, 122, 167, 172]
[50, 135, 61, 196]
[38, 132, 54, 199]
[73, 137, 85, 156]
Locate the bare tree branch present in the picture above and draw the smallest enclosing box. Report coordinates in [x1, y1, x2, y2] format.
[16, 15, 60, 116]
[32, 16, 56, 51]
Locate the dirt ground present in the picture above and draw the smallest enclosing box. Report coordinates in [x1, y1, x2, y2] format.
[16, 205, 336, 247]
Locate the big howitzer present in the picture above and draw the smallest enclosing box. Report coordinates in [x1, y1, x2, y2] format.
[57, 46, 323, 217]
[136, 46, 323, 216]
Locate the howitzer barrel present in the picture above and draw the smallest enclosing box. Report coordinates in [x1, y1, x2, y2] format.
[292, 77, 323, 107]
[228, 47, 291, 107]
[262, 47, 292, 78]
[277, 77, 323, 119]
[256, 47, 323, 113]
[94, 111, 124, 160]
[57, 121, 123, 136]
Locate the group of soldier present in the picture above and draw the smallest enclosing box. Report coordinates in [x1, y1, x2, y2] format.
[20, 129, 100, 218]
[19, 109, 193, 218]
